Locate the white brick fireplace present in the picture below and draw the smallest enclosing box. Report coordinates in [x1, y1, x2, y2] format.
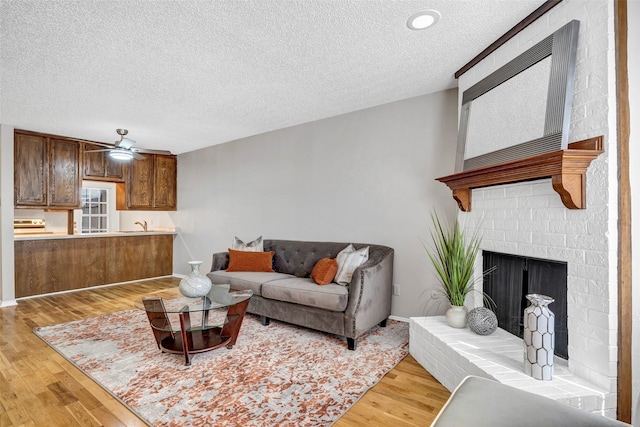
[411, 181, 618, 417]
[411, 0, 619, 419]
[467, 177, 616, 392]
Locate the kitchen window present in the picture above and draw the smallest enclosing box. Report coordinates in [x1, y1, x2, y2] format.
[74, 181, 119, 234]
[81, 187, 109, 233]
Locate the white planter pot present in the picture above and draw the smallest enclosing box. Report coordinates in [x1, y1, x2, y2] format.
[445, 305, 468, 328]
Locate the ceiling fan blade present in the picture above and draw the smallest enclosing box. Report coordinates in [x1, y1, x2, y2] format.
[132, 147, 173, 155]
[91, 141, 116, 148]
[117, 137, 136, 149]
[85, 148, 113, 153]
[132, 152, 146, 160]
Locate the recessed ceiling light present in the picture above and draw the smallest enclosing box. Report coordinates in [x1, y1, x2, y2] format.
[407, 10, 440, 30]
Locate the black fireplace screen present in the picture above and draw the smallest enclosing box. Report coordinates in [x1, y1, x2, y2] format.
[483, 251, 568, 360]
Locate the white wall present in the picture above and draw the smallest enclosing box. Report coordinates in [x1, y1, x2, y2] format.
[457, 0, 619, 416]
[174, 90, 459, 318]
[0, 125, 16, 306]
[118, 210, 175, 232]
[629, 0, 640, 422]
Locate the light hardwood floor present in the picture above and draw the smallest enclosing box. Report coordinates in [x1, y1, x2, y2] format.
[0, 277, 449, 426]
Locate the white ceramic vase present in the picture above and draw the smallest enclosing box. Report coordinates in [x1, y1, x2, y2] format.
[445, 305, 468, 328]
[523, 294, 555, 380]
[179, 261, 212, 298]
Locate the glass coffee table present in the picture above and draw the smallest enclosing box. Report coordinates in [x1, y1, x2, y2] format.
[135, 285, 252, 366]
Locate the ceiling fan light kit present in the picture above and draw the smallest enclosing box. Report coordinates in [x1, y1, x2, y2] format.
[109, 148, 135, 161]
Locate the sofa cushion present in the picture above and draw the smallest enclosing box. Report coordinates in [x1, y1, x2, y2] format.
[226, 249, 274, 272]
[311, 258, 338, 285]
[261, 278, 349, 312]
[207, 271, 295, 296]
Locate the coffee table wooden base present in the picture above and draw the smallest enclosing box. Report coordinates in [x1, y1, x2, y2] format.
[160, 327, 232, 366]
[160, 297, 250, 366]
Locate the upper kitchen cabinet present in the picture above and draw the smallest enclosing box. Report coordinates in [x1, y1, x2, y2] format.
[125, 155, 154, 209]
[14, 131, 81, 208]
[14, 132, 48, 206]
[153, 154, 177, 210]
[49, 138, 81, 207]
[82, 142, 124, 181]
[117, 154, 177, 211]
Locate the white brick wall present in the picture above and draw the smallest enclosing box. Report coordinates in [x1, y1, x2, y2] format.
[456, 0, 617, 411]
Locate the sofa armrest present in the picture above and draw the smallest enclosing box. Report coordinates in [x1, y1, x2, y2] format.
[432, 376, 627, 426]
[343, 247, 394, 338]
[209, 252, 230, 271]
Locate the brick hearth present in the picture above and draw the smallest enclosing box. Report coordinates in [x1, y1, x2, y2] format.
[409, 316, 611, 414]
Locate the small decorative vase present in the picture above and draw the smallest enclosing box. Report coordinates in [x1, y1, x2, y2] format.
[445, 305, 468, 328]
[179, 261, 212, 298]
[523, 294, 555, 380]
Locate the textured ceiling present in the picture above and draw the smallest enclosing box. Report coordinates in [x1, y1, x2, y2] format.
[0, 0, 544, 154]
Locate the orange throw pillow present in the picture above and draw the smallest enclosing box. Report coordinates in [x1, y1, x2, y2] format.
[311, 258, 338, 285]
[226, 249, 274, 272]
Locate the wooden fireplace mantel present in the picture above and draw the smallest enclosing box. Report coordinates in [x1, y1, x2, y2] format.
[436, 136, 604, 212]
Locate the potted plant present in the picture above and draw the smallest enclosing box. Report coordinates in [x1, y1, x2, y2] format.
[424, 212, 494, 328]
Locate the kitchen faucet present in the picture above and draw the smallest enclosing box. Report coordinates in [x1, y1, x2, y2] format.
[135, 220, 148, 232]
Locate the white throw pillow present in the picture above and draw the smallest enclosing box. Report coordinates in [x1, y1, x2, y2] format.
[335, 245, 369, 285]
[336, 244, 355, 270]
[232, 236, 263, 252]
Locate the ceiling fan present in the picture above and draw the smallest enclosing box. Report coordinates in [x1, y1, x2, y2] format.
[88, 129, 172, 161]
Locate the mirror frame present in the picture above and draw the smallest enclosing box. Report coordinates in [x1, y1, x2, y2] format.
[455, 20, 580, 173]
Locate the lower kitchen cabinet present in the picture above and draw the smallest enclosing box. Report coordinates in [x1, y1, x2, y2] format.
[14, 234, 174, 298]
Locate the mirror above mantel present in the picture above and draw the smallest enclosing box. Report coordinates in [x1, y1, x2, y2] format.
[438, 19, 603, 211]
[456, 20, 580, 173]
[463, 55, 552, 160]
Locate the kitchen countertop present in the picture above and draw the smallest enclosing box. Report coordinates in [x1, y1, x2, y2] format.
[14, 230, 177, 240]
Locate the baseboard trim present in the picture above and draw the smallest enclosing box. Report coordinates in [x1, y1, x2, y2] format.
[0, 300, 18, 308]
[15, 275, 176, 301]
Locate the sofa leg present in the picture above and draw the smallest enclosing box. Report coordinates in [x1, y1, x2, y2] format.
[379, 318, 388, 327]
[347, 337, 357, 351]
[261, 316, 270, 326]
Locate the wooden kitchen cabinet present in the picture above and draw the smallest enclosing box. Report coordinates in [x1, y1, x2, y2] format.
[126, 155, 155, 209]
[118, 154, 177, 210]
[49, 138, 81, 207]
[153, 154, 177, 210]
[14, 131, 81, 208]
[15, 234, 174, 297]
[14, 132, 48, 206]
[15, 129, 177, 211]
[82, 142, 124, 181]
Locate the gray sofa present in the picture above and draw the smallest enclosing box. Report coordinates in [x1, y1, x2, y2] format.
[207, 239, 394, 350]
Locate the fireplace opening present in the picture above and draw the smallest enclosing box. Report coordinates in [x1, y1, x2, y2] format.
[482, 251, 568, 359]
